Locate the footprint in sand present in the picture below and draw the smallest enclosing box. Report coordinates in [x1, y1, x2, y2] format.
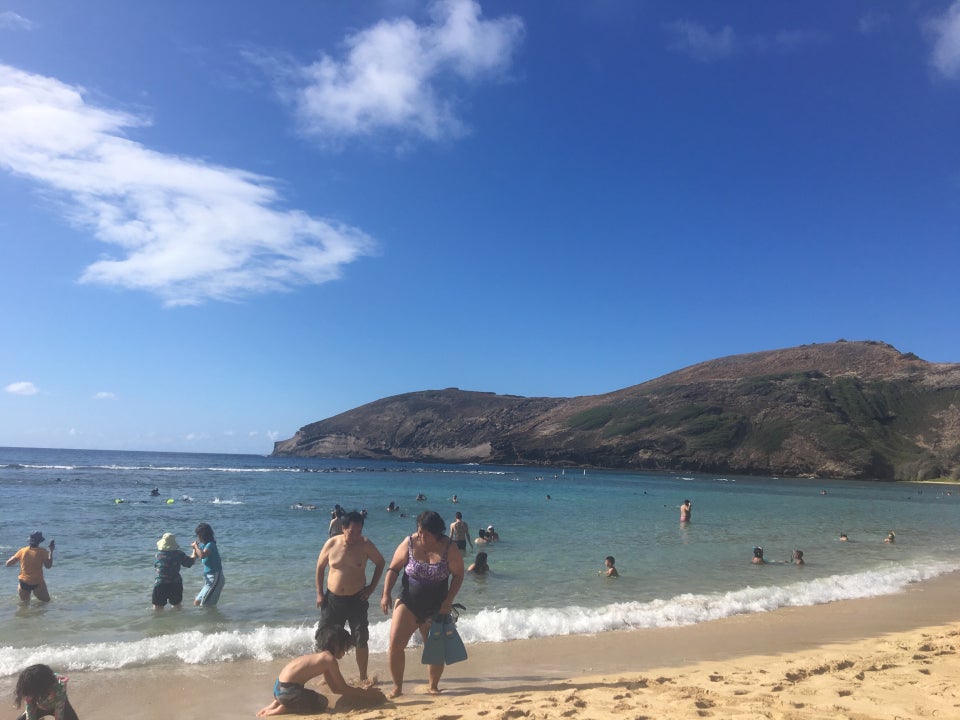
[498, 710, 530, 720]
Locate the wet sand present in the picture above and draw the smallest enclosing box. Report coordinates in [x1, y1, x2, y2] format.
[5, 572, 960, 718]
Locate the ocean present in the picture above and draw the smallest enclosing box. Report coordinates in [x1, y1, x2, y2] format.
[1, 446, 958, 678]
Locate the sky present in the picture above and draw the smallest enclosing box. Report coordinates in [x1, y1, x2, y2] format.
[1, 1, 959, 455]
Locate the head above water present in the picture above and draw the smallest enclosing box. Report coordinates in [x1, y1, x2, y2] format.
[195, 523, 215, 543]
[28, 531, 45, 547]
[753, 546, 764, 558]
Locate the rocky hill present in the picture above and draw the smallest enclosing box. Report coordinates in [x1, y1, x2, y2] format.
[272, 341, 960, 480]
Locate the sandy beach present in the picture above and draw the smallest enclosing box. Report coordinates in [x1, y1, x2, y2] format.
[4, 571, 960, 719]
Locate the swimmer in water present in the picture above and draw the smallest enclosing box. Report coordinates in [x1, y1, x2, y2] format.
[600, 556, 618, 578]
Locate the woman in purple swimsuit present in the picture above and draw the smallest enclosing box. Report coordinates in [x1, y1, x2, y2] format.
[380, 510, 465, 698]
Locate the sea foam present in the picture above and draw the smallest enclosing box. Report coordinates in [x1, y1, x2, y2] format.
[2, 561, 953, 676]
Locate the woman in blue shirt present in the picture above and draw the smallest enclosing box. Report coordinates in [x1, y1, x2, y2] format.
[191, 523, 225, 606]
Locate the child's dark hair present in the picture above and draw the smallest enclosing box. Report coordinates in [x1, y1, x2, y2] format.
[605, 556, 615, 565]
[314, 625, 354, 654]
[195, 523, 215, 543]
[15, 664, 58, 708]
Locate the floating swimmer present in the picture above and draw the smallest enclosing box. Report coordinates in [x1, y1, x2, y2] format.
[115, 498, 125, 504]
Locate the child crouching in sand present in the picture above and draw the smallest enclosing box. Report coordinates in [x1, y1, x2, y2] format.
[14, 664, 79, 720]
[257, 626, 385, 716]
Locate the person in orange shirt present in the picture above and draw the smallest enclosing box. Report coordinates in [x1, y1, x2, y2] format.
[6, 531, 55, 602]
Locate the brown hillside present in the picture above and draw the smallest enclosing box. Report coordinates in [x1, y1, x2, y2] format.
[273, 341, 960, 480]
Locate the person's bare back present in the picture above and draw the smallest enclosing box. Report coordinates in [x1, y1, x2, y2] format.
[257, 628, 386, 717]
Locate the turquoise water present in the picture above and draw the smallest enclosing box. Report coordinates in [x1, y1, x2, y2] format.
[1, 447, 958, 675]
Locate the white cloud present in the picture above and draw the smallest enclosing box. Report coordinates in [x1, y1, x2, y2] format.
[927, 1, 960, 79]
[275, 0, 523, 144]
[94, 391, 116, 400]
[666, 20, 736, 62]
[0, 64, 377, 306]
[0, 11, 34, 30]
[5, 381, 38, 396]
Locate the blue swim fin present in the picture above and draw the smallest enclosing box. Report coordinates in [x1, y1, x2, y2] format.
[443, 616, 468, 665]
[421, 615, 446, 665]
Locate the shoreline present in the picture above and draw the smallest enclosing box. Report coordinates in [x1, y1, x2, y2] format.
[5, 571, 960, 718]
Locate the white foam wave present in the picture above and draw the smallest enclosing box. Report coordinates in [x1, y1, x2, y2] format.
[2, 561, 954, 676]
[9, 463, 511, 475]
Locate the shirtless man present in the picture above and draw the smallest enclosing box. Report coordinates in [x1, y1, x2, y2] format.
[449, 512, 473, 553]
[316, 511, 385, 683]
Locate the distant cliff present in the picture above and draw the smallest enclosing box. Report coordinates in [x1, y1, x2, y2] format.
[272, 341, 960, 480]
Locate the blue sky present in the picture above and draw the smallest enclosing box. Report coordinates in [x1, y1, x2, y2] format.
[2, 1, 959, 454]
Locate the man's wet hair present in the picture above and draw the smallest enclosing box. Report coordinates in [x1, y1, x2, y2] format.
[342, 510, 364, 528]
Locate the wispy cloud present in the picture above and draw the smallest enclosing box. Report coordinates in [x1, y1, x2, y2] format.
[94, 391, 116, 400]
[769, 29, 827, 52]
[0, 64, 377, 306]
[927, 1, 960, 79]
[665, 20, 825, 62]
[665, 20, 736, 62]
[5, 381, 38, 396]
[0, 11, 34, 31]
[858, 11, 891, 36]
[263, 0, 524, 145]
